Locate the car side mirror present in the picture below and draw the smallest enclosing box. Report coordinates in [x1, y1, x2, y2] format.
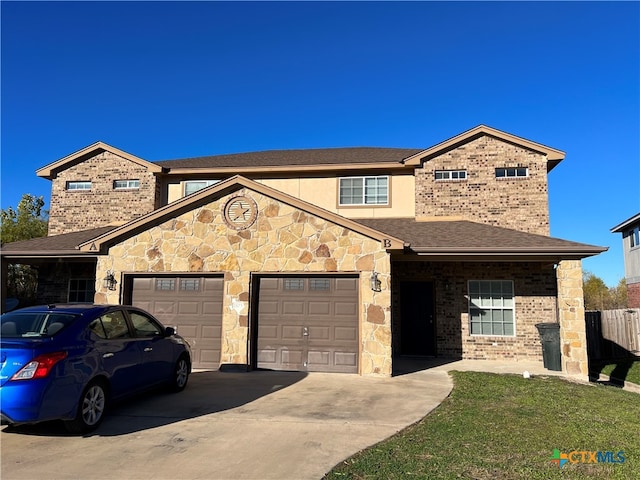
[164, 326, 176, 336]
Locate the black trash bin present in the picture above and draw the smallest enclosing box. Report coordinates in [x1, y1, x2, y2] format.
[535, 323, 562, 371]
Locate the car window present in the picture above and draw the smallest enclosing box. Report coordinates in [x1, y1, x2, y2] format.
[1, 312, 76, 338]
[99, 311, 131, 339]
[88, 318, 108, 339]
[129, 311, 163, 337]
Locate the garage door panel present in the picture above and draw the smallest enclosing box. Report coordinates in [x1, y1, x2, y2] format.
[131, 275, 223, 370]
[308, 302, 330, 315]
[334, 326, 357, 341]
[335, 352, 357, 367]
[280, 349, 304, 365]
[334, 302, 357, 316]
[203, 301, 222, 315]
[258, 349, 277, 364]
[177, 325, 198, 337]
[307, 351, 330, 366]
[260, 278, 280, 291]
[258, 325, 279, 339]
[335, 278, 357, 292]
[257, 276, 358, 373]
[177, 301, 200, 315]
[308, 326, 330, 341]
[282, 325, 304, 340]
[259, 300, 280, 315]
[202, 325, 221, 338]
[282, 301, 304, 315]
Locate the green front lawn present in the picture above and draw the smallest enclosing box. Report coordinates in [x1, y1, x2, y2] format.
[599, 360, 640, 386]
[325, 372, 639, 479]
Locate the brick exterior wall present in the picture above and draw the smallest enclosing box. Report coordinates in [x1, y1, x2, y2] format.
[48, 151, 160, 235]
[392, 261, 558, 361]
[415, 136, 550, 235]
[627, 281, 640, 309]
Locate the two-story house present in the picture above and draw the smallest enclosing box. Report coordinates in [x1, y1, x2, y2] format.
[0, 125, 607, 376]
[611, 213, 640, 308]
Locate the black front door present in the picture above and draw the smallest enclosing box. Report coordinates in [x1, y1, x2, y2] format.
[400, 281, 436, 356]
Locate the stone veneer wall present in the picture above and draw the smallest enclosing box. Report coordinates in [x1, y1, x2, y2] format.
[392, 261, 558, 360]
[415, 136, 550, 235]
[48, 151, 159, 235]
[94, 188, 393, 376]
[556, 260, 588, 376]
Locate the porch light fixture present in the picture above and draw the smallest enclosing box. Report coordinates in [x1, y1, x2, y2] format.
[370, 271, 382, 292]
[103, 271, 118, 291]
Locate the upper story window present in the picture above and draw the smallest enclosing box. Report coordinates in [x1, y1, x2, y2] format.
[435, 170, 467, 181]
[495, 167, 528, 179]
[114, 179, 140, 190]
[184, 180, 219, 196]
[66, 181, 92, 191]
[629, 226, 640, 248]
[339, 176, 388, 206]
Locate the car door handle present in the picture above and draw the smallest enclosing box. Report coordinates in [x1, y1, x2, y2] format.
[144, 347, 153, 352]
[103, 353, 114, 358]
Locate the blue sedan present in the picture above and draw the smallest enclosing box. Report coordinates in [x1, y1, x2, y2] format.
[0, 304, 192, 433]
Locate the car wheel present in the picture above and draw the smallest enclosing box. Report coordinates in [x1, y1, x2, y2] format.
[64, 380, 107, 434]
[170, 355, 190, 392]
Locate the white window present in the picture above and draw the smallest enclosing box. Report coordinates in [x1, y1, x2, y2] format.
[66, 181, 91, 191]
[339, 176, 388, 205]
[184, 180, 219, 196]
[68, 279, 95, 302]
[468, 280, 515, 336]
[496, 167, 528, 178]
[435, 170, 467, 181]
[114, 179, 140, 190]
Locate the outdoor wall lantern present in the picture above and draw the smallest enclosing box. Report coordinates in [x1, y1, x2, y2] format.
[103, 271, 118, 291]
[370, 271, 382, 292]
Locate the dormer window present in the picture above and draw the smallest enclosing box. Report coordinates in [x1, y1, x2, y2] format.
[496, 167, 528, 178]
[66, 181, 91, 191]
[435, 170, 467, 181]
[339, 176, 388, 206]
[114, 179, 140, 190]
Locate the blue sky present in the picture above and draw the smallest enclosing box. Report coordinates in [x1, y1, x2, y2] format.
[1, 1, 638, 287]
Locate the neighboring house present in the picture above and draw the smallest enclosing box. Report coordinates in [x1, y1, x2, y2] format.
[611, 213, 640, 308]
[0, 125, 607, 377]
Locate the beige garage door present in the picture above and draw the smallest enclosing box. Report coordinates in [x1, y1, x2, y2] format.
[131, 276, 223, 370]
[257, 276, 359, 373]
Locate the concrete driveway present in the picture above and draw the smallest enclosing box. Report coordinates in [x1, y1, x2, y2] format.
[1, 363, 453, 480]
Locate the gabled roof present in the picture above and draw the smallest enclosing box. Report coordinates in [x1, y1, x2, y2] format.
[611, 212, 640, 233]
[402, 125, 566, 172]
[76, 175, 406, 253]
[356, 218, 607, 260]
[153, 147, 422, 174]
[36, 141, 164, 179]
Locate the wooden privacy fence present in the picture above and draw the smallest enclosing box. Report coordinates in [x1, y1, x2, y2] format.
[585, 309, 640, 362]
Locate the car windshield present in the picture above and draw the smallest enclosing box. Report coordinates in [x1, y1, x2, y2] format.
[0, 311, 77, 338]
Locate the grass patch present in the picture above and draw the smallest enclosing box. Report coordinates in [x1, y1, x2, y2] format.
[324, 372, 639, 479]
[599, 360, 640, 386]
